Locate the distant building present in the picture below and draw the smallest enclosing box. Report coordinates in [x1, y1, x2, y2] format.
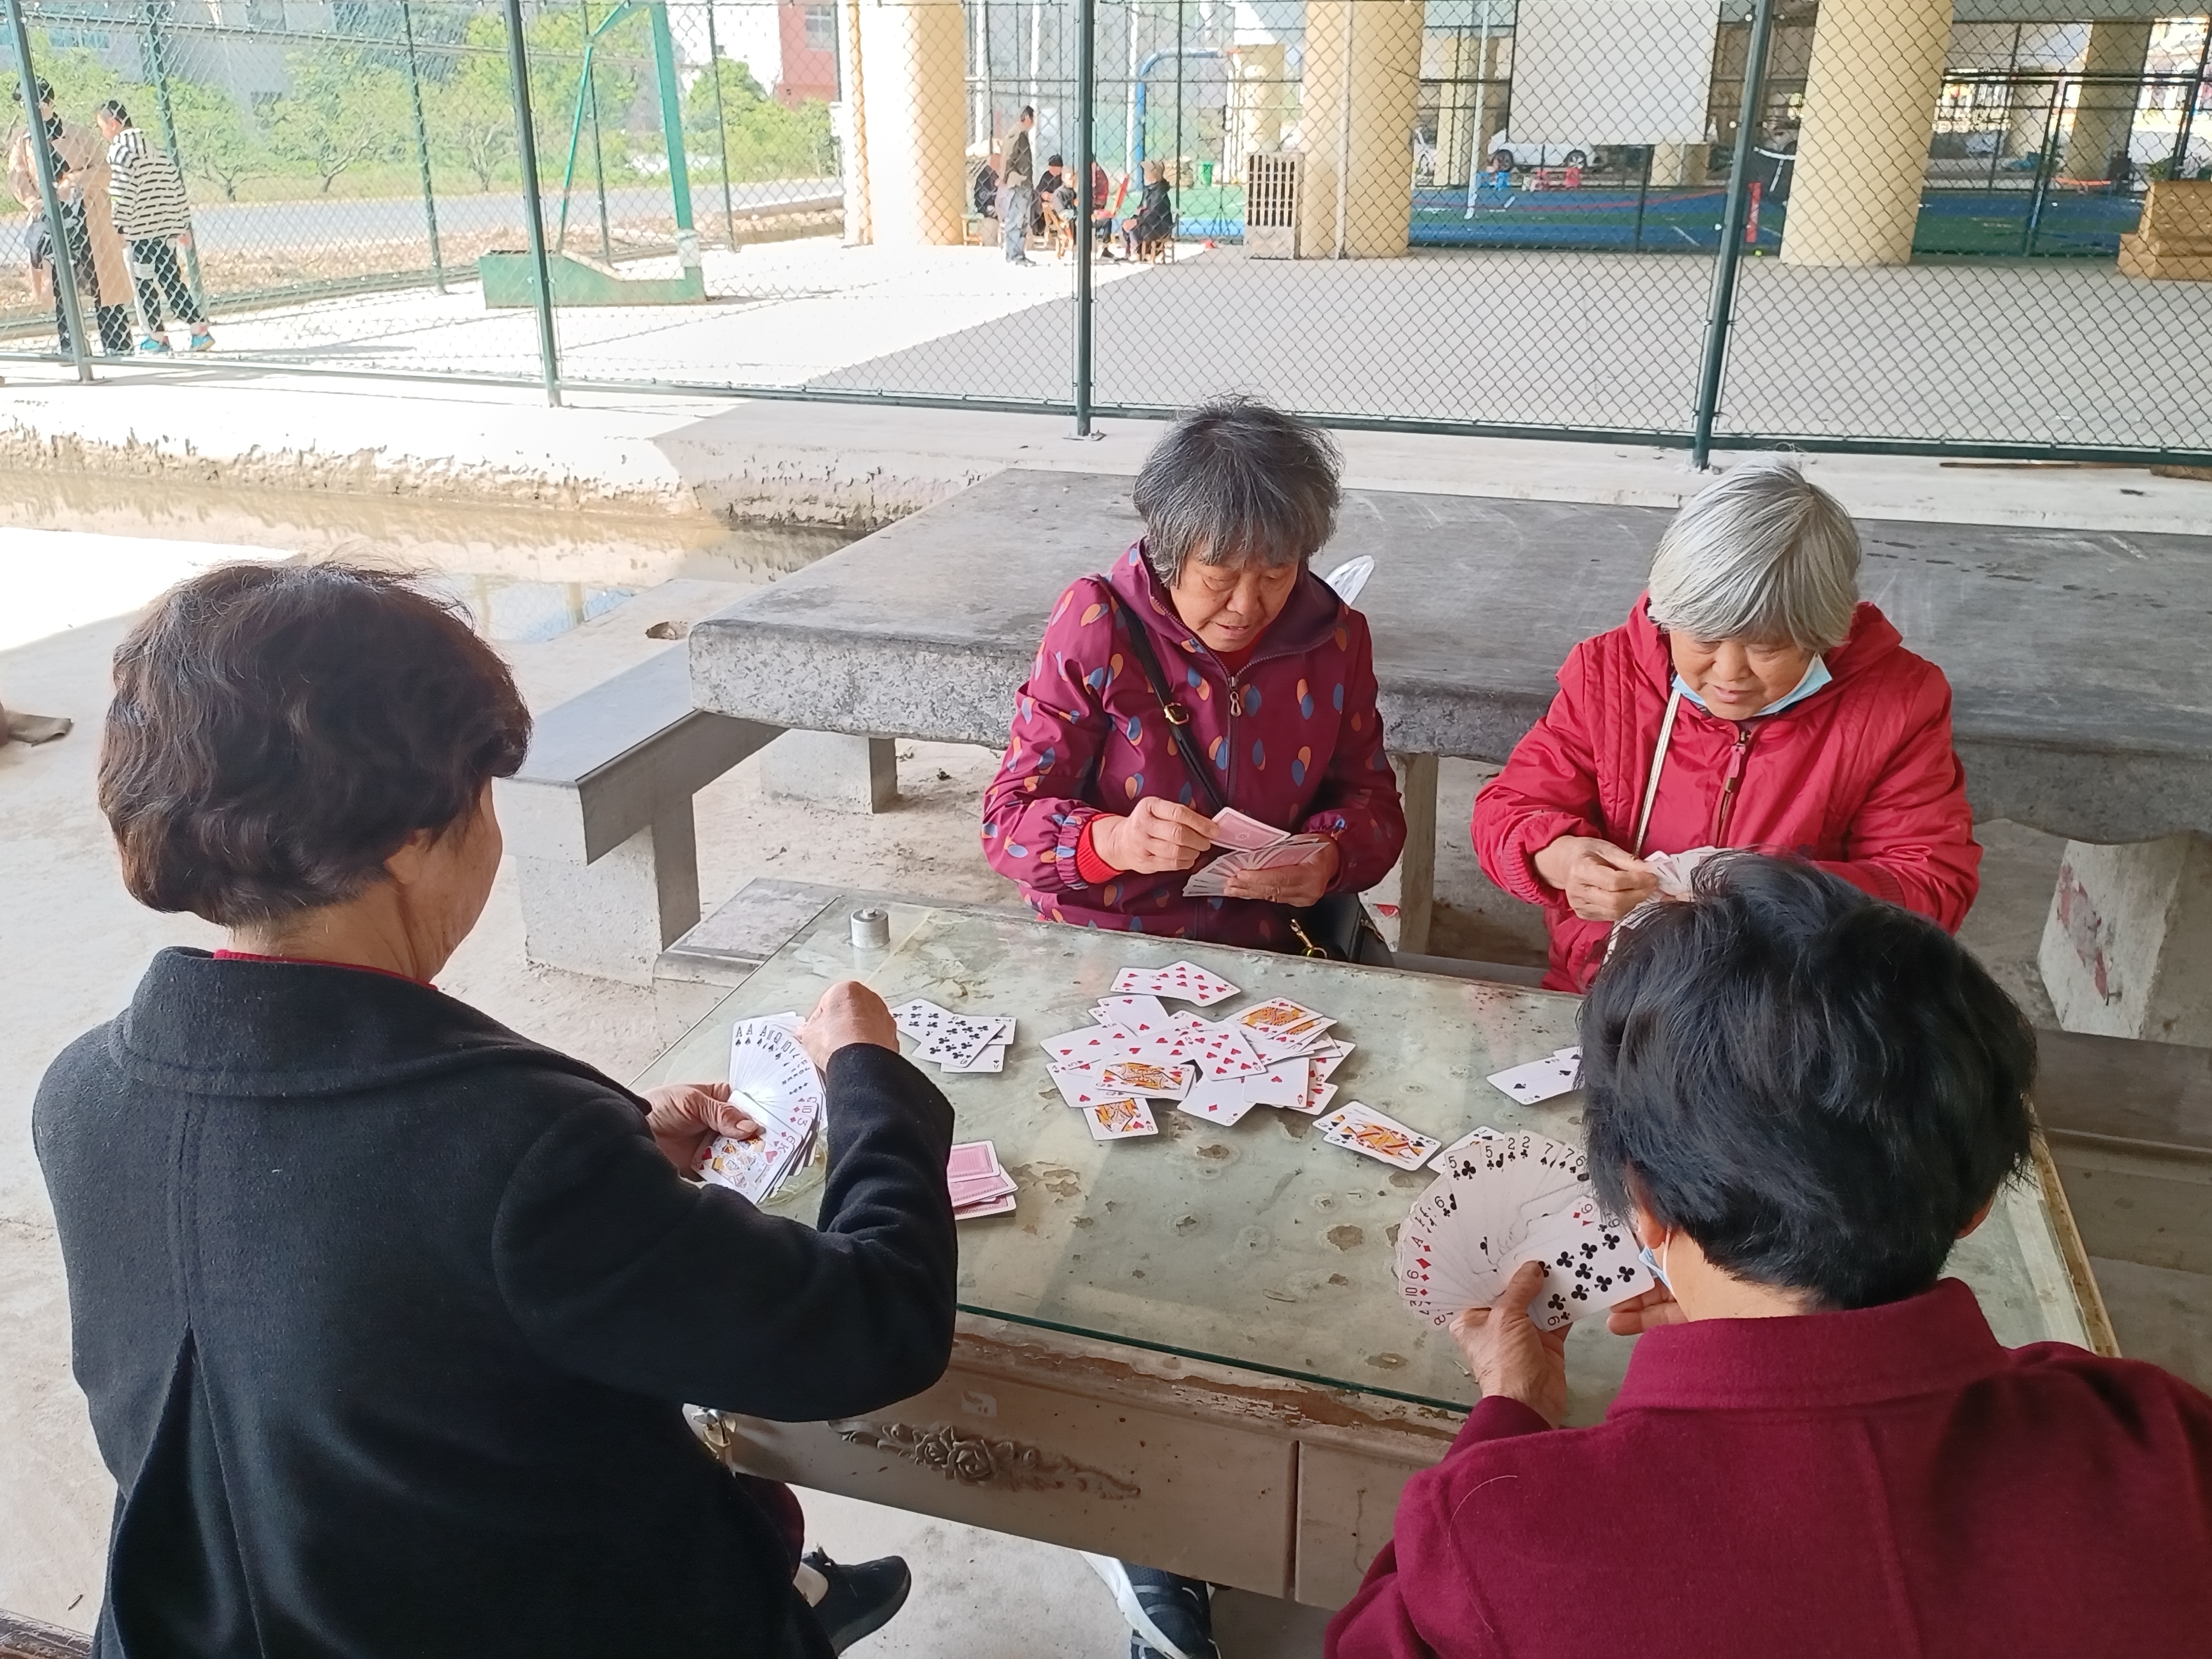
[773, 0, 836, 106]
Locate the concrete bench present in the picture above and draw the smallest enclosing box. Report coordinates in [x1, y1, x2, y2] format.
[690, 469, 2212, 1037]
[495, 648, 781, 984]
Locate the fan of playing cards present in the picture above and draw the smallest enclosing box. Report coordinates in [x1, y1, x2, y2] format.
[1396, 1128, 1651, 1333]
[1183, 808, 1339, 899]
[696, 1015, 822, 1206]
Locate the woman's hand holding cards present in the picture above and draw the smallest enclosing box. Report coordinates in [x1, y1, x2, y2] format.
[1222, 836, 1339, 906]
[645, 1082, 762, 1174]
[1093, 798, 1217, 873]
[1449, 1260, 1572, 1428]
[1534, 835, 1660, 922]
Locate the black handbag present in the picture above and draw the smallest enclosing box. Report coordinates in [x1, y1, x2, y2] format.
[1104, 589, 1393, 966]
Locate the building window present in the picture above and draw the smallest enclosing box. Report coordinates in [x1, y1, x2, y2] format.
[245, 0, 286, 29]
[804, 4, 834, 52]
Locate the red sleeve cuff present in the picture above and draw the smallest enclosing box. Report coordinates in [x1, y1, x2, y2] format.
[1449, 1393, 1555, 1453]
[1075, 817, 1124, 885]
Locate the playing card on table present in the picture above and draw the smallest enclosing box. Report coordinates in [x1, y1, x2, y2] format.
[1229, 997, 1336, 1062]
[890, 998, 957, 1040]
[919, 1013, 1006, 1070]
[1112, 960, 1239, 1006]
[1099, 1058, 1195, 1101]
[1177, 1076, 1261, 1126]
[1039, 1023, 1149, 1067]
[1234, 1056, 1312, 1109]
[947, 1142, 999, 1180]
[1486, 1046, 1584, 1104]
[1093, 994, 1173, 1032]
[1170, 1015, 1267, 1079]
[937, 1017, 1013, 1072]
[1317, 1102, 1441, 1170]
[955, 1192, 1019, 1219]
[1047, 1062, 1136, 1111]
[1081, 1098, 1159, 1141]
[950, 1170, 1017, 1206]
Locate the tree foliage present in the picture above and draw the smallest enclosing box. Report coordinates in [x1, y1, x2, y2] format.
[683, 55, 834, 183]
[266, 47, 409, 194]
[427, 15, 518, 191]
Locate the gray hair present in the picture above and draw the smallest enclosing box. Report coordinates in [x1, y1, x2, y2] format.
[1132, 397, 1341, 588]
[1646, 456, 1860, 652]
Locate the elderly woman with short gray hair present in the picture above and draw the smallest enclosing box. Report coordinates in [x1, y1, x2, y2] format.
[1473, 456, 1979, 991]
[983, 396, 1407, 956]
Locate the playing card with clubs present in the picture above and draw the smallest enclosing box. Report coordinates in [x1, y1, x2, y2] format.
[918, 1013, 1004, 1070]
[1229, 998, 1336, 1063]
[1111, 961, 1239, 1006]
[1513, 1195, 1651, 1330]
[1081, 1098, 1158, 1141]
[1485, 1046, 1584, 1104]
[1317, 1102, 1441, 1170]
[890, 998, 958, 1041]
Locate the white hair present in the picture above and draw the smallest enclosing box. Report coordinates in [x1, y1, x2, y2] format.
[1646, 456, 1860, 652]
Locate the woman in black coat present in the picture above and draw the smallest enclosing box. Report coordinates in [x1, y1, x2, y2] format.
[34, 562, 959, 1659]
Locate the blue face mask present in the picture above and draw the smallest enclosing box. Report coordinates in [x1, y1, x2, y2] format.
[1639, 1236, 1673, 1290]
[1672, 654, 1832, 719]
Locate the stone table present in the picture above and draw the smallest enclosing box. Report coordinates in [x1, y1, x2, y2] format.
[690, 470, 2212, 1024]
[635, 897, 2108, 1609]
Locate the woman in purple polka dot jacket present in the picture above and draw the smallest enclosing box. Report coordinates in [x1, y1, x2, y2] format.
[980, 398, 1407, 951]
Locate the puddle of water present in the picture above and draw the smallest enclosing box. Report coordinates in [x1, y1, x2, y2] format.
[0, 473, 862, 641]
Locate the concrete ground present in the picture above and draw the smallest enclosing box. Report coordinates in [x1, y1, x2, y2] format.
[3, 409, 2211, 1648]
[5, 238, 2206, 453]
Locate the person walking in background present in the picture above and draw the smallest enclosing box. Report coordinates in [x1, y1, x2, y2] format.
[95, 99, 210, 354]
[7, 77, 135, 354]
[1001, 105, 1036, 266]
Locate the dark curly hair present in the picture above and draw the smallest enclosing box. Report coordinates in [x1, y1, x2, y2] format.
[99, 561, 532, 926]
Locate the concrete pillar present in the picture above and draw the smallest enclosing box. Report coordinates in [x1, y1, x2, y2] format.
[1432, 33, 1504, 189]
[760, 730, 899, 811]
[1297, 0, 1424, 258]
[1377, 752, 1437, 955]
[1649, 142, 1700, 187]
[515, 804, 700, 986]
[1780, 0, 1951, 267]
[1226, 42, 1286, 183]
[2059, 19, 2150, 182]
[2040, 833, 2212, 1048]
[853, 0, 966, 244]
[837, 0, 873, 244]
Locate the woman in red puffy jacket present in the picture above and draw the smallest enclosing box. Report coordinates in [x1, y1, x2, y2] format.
[1472, 456, 1980, 992]
[980, 397, 1407, 952]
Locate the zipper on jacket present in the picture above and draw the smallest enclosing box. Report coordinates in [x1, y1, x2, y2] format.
[1711, 725, 1756, 845]
[1221, 674, 1242, 798]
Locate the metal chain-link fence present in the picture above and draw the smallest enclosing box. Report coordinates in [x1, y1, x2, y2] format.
[4, 0, 2208, 459]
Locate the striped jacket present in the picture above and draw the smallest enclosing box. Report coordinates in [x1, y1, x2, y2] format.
[106, 127, 192, 239]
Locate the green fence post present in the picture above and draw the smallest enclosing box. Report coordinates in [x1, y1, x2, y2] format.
[501, 0, 563, 404]
[140, 0, 208, 311]
[702, 1, 736, 245]
[581, 0, 612, 262]
[400, 0, 447, 293]
[646, 1, 701, 284]
[1689, 0, 1778, 469]
[1071, 0, 1094, 434]
[6, 0, 93, 380]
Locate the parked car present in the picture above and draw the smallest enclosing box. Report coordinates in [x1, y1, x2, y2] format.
[1488, 138, 1617, 172]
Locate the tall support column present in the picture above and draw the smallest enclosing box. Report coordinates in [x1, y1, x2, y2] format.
[854, 0, 967, 244]
[1224, 40, 1284, 183]
[1779, 0, 1950, 267]
[1297, 0, 1423, 259]
[2060, 19, 2151, 182]
[837, 0, 873, 244]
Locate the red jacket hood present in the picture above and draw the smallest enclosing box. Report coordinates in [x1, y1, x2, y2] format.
[1622, 590, 1905, 698]
[1106, 540, 1346, 667]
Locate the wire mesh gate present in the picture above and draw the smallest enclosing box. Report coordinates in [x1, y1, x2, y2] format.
[3, 0, 2208, 461]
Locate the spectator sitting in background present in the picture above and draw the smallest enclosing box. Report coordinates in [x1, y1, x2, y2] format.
[1327, 855, 2212, 1659]
[973, 154, 1000, 218]
[1121, 159, 1173, 259]
[1034, 153, 1066, 233]
[95, 99, 211, 355]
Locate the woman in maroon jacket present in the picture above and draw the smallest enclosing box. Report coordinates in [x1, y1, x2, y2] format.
[980, 397, 1406, 956]
[1329, 856, 2212, 1659]
[1472, 458, 1980, 991]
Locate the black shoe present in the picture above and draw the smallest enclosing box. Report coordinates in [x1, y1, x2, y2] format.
[804, 1550, 911, 1654]
[1084, 1555, 1218, 1659]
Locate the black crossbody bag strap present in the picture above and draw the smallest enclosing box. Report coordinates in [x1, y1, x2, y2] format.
[1105, 588, 1227, 815]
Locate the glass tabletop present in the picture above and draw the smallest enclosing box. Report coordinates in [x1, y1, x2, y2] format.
[634, 898, 2096, 1423]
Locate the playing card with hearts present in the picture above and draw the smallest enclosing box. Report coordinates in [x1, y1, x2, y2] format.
[1177, 1080, 1260, 1126]
[1081, 1098, 1158, 1141]
[1112, 960, 1240, 1006]
[1093, 994, 1173, 1032]
[1317, 1102, 1441, 1170]
[1098, 1058, 1196, 1100]
[1039, 1024, 1150, 1067]
[1047, 1062, 1135, 1111]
